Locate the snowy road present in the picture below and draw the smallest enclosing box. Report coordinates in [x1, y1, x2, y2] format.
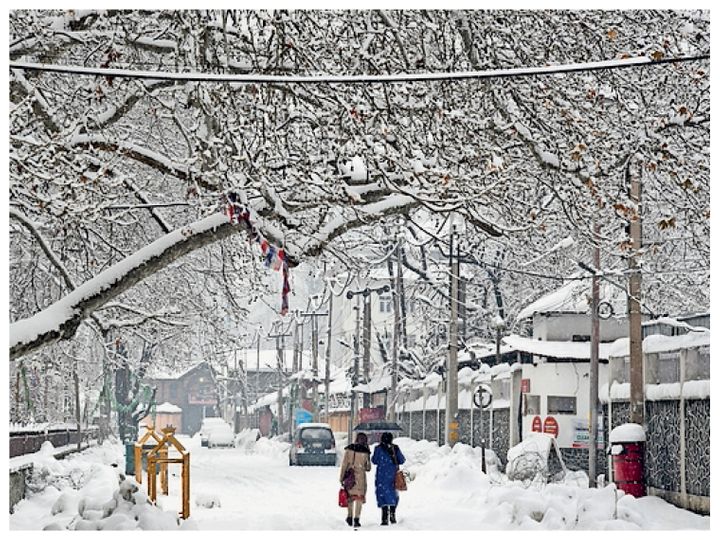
[10, 435, 710, 530]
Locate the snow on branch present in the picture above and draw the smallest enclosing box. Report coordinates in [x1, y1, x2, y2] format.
[9, 213, 239, 360]
[69, 134, 218, 191]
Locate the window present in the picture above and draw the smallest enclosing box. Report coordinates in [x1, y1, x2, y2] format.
[655, 352, 680, 384]
[611, 356, 630, 384]
[524, 394, 541, 416]
[547, 395, 576, 415]
[686, 346, 710, 381]
[379, 295, 392, 313]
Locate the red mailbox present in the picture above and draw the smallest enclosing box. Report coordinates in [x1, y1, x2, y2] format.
[609, 423, 646, 498]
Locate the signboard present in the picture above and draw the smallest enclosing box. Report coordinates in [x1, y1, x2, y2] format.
[187, 394, 217, 405]
[543, 416, 559, 437]
[359, 407, 385, 423]
[329, 394, 350, 411]
[295, 408, 313, 426]
[571, 418, 604, 448]
[521, 378, 531, 393]
[531, 416, 542, 433]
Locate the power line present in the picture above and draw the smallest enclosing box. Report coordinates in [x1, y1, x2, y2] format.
[9, 54, 709, 85]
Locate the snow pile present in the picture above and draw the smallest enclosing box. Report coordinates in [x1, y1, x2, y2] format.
[195, 493, 221, 509]
[399, 437, 707, 530]
[395, 438, 501, 487]
[11, 440, 196, 530]
[248, 436, 290, 457]
[234, 428, 261, 450]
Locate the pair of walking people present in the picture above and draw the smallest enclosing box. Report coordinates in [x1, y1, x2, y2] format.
[339, 431, 406, 527]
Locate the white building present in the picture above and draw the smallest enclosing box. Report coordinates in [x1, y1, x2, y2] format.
[505, 278, 628, 452]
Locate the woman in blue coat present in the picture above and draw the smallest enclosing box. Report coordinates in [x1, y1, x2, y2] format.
[371, 432, 405, 525]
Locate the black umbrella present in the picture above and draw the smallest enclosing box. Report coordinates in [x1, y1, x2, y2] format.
[353, 421, 403, 432]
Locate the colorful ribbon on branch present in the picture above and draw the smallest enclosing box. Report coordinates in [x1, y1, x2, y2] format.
[225, 192, 291, 315]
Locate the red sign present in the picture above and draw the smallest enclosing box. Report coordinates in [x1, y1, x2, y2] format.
[521, 378, 531, 393]
[359, 407, 385, 423]
[543, 416, 559, 437]
[531, 416, 542, 432]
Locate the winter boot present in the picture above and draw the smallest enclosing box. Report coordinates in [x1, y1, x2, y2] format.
[389, 506, 397, 524]
[381, 506, 389, 526]
[346, 516, 353, 527]
[353, 518, 361, 528]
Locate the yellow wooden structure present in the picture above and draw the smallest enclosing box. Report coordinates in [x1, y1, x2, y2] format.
[147, 426, 190, 519]
[134, 424, 165, 485]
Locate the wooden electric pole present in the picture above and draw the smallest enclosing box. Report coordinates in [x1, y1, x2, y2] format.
[389, 243, 402, 422]
[628, 165, 644, 425]
[301, 309, 328, 421]
[324, 288, 334, 423]
[446, 227, 460, 447]
[589, 224, 601, 487]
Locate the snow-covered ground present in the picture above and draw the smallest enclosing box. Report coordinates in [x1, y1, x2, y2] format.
[10, 435, 709, 530]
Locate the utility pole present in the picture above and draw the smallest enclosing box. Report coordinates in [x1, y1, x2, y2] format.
[346, 284, 389, 427]
[446, 226, 460, 447]
[349, 300, 362, 435]
[289, 314, 300, 439]
[324, 286, 334, 423]
[267, 323, 292, 435]
[628, 163, 644, 425]
[255, 326, 262, 405]
[301, 309, 328, 421]
[389, 242, 402, 422]
[362, 294, 371, 408]
[589, 223, 601, 487]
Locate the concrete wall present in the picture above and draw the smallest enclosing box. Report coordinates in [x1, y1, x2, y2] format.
[9, 465, 31, 514]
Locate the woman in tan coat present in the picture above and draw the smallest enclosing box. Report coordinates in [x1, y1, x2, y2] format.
[339, 432, 371, 527]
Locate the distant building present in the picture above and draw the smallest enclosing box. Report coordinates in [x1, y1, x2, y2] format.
[146, 361, 219, 435]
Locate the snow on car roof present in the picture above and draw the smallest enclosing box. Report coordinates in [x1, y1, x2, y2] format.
[296, 422, 332, 429]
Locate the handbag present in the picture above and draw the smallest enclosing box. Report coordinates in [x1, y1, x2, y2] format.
[338, 488, 348, 508]
[341, 450, 356, 491]
[342, 467, 356, 491]
[394, 469, 407, 491]
[384, 444, 408, 491]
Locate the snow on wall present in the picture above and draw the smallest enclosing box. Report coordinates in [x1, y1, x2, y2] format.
[600, 381, 710, 403]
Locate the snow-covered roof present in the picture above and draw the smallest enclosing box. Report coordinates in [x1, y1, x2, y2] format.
[155, 402, 182, 413]
[607, 330, 710, 358]
[516, 277, 625, 321]
[464, 341, 516, 360]
[503, 334, 615, 360]
[147, 361, 212, 380]
[354, 374, 392, 394]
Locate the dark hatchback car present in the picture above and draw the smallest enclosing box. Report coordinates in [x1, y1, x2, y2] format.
[288, 423, 337, 466]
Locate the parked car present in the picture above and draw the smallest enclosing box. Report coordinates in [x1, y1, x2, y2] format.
[207, 422, 235, 449]
[289, 423, 336, 466]
[199, 417, 230, 448]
